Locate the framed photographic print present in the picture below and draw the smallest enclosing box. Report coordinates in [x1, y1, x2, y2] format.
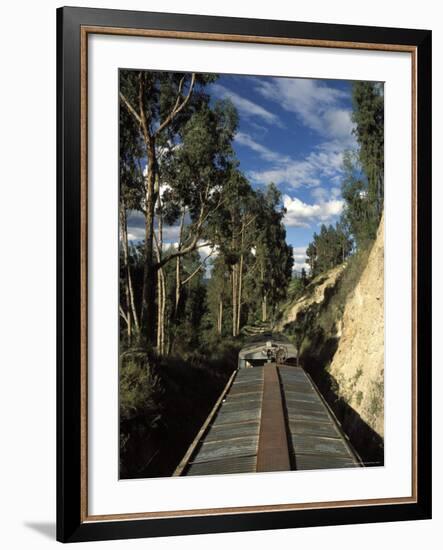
[57, 6, 432, 543]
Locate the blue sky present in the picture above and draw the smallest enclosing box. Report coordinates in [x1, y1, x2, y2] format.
[210, 74, 357, 271]
[127, 73, 357, 272]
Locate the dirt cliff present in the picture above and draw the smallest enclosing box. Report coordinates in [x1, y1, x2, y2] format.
[278, 264, 346, 330]
[280, 216, 384, 464]
[328, 215, 384, 440]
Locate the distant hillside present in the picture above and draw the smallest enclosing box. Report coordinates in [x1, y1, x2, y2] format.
[279, 216, 384, 465]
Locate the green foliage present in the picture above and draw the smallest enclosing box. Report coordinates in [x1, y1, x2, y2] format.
[369, 378, 384, 418]
[119, 339, 242, 478]
[306, 81, 384, 278]
[352, 82, 384, 220]
[120, 70, 216, 144]
[284, 245, 370, 376]
[162, 100, 238, 224]
[120, 355, 162, 422]
[118, 69, 386, 476]
[341, 150, 379, 248]
[340, 82, 384, 249]
[254, 183, 294, 319]
[287, 273, 307, 301]
[169, 253, 208, 354]
[306, 222, 352, 277]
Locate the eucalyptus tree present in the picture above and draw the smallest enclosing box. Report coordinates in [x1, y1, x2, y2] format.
[337, 81, 385, 252]
[340, 149, 377, 248]
[305, 222, 352, 277]
[352, 82, 384, 220]
[208, 169, 257, 336]
[119, 101, 145, 340]
[254, 184, 293, 323]
[119, 69, 217, 344]
[159, 99, 238, 340]
[306, 240, 317, 276]
[207, 256, 231, 336]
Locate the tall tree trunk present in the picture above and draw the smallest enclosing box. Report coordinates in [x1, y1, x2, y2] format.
[156, 266, 166, 354]
[262, 293, 267, 323]
[155, 187, 166, 355]
[174, 208, 186, 317]
[260, 263, 267, 323]
[231, 211, 238, 338]
[218, 297, 223, 335]
[161, 270, 166, 353]
[120, 72, 197, 345]
[141, 139, 157, 345]
[236, 257, 243, 335]
[232, 265, 237, 337]
[120, 205, 132, 341]
[175, 256, 181, 315]
[119, 203, 140, 338]
[236, 219, 245, 336]
[156, 269, 163, 352]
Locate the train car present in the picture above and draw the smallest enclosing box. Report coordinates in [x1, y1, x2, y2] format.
[238, 334, 298, 368]
[174, 335, 362, 477]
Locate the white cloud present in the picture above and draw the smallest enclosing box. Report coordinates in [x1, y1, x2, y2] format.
[236, 131, 346, 188]
[235, 132, 288, 163]
[255, 78, 355, 142]
[310, 187, 329, 202]
[127, 226, 145, 242]
[292, 246, 309, 272]
[162, 225, 182, 242]
[283, 195, 344, 228]
[293, 246, 307, 255]
[198, 243, 219, 260]
[310, 185, 341, 202]
[127, 222, 183, 243]
[331, 186, 342, 199]
[212, 83, 282, 126]
[248, 146, 344, 188]
[293, 261, 309, 272]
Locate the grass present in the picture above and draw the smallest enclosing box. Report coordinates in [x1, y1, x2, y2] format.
[119, 338, 242, 479]
[368, 378, 384, 418]
[282, 244, 384, 465]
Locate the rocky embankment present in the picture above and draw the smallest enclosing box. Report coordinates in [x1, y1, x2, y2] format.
[328, 216, 384, 441]
[278, 264, 346, 331]
[280, 216, 384, 464]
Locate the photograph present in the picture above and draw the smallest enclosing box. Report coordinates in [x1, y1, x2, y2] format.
[0, 0, 435, 546]
[118, 69, 385, 479]
[53, 4, 431, 543]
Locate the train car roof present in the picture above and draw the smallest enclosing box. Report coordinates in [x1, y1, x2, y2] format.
[238, 334, 298, 360]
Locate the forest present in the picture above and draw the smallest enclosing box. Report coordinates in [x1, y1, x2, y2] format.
[300, 81, 384, 284]
[119, 70, 293, 352]
[118, 70, 293, 477]
[118, 70, 384, 478]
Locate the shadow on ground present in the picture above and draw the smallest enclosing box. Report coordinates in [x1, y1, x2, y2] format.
[24, 522, 56, 540]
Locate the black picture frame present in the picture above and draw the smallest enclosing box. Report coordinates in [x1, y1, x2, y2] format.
[57, 6, 432, 543]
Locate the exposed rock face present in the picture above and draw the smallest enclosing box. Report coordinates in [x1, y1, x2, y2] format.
[279, 216, 384, 463]
[328, 215, 384, 439]
[278, 264, 346, 330]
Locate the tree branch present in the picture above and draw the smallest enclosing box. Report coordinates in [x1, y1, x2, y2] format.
[244, 214, 257, 230]
[155, 73, 196, 136]
[119, 305, 129, 324]
[119, 92, 141, 125]
[181, 249, 215, 286]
